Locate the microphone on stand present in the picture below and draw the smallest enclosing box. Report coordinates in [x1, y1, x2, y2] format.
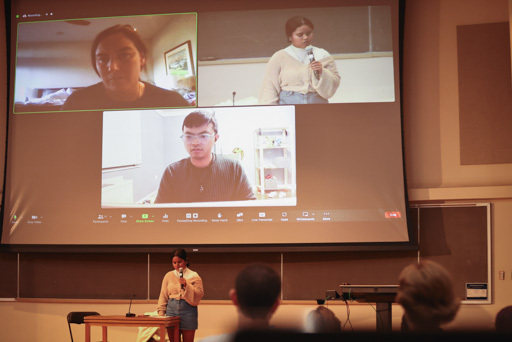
[179, 267, 184, 290]
[232, 91, 236, 106]
[126, 294, 136, 317]
[306, 48, 320, 80]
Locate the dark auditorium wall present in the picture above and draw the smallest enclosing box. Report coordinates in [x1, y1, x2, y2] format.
[0, 205, 489, 302]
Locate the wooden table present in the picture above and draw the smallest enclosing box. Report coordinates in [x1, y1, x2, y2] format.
[84, 315, 180, 342]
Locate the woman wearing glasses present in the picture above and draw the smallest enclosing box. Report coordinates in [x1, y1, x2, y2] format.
[154, 110, 255, 203]
[62, 24, 190, 111]
[258, 16, 340, 105]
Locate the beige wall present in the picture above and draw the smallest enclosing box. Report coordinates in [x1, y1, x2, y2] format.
[404, 0, 512, 334]
[151, 14, 197, 91]
[404, 0, 512, 189]
[1, 0, 512, 341]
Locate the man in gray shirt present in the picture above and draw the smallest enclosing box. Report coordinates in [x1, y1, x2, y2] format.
[155, 110, 255, 203]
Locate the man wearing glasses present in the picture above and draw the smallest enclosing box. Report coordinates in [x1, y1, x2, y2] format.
[154, 110, 255, 203]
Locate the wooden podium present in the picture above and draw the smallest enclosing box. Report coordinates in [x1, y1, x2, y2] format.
[84, 315, 180, 342]
[339, 285, 399, 332]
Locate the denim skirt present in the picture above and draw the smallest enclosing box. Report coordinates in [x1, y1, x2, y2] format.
[279, 90, 328, 105]
[166, 298, 198, 330]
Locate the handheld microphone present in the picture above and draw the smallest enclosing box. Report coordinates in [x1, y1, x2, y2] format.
[306, 48, 320, 80]
[232, 91, 236, 106]
[126, 294, 136, 317]
[179, 267, 184, 289]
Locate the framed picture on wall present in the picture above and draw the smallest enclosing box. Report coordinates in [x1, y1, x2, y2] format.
[164, 40, 195, 77]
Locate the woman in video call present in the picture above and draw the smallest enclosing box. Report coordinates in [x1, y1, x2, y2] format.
[62, 24, 190, 111]
[156, 248, 203, 342]
[258, 16, 340, 105]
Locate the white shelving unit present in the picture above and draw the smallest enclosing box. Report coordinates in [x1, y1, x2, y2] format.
[254, 128, 293, 199]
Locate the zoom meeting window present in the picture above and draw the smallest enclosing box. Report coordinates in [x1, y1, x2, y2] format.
[13, 13, 197, 113]
[2, 0, 412, 248]
[101, 106, 297, 208]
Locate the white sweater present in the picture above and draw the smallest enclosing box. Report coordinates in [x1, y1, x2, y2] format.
[258, 46, 341, 105]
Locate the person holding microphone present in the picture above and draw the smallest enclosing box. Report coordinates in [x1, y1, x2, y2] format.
[258, 16, 340, 105]
[157, 248, 204, 342]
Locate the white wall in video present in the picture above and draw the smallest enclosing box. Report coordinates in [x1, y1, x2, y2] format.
[101, 106, 297, 208]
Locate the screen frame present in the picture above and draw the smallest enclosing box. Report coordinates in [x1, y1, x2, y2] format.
[0, 0, 417, 253]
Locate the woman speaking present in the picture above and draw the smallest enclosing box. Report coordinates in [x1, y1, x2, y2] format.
[259, 16, 340, 105]
[157, 249, 204, 342]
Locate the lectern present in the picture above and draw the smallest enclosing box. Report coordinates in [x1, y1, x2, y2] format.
[339, 285, 399, 332]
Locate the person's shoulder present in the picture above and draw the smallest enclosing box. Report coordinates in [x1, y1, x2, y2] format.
[187, 268, 200, 278]
[274, 48, 289, 57]
[167, 158, 191, 171]
[144, 82, 177, 94]
[143, 82, 190, 106]
[62, 83, 103, 109]
[214, 155, 241, 168]
[312, 47, 332, 60]
[69, 83, 103, 96]
[163, 270, 177, 279]
[268, 48, 289, 61]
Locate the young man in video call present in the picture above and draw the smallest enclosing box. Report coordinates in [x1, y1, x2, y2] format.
[154, 110, 256, 203]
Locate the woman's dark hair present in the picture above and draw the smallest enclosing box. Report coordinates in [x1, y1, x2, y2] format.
[171, 248, 190, 266]
[285, 16, 314, 39]
[91, 24, 147, 76]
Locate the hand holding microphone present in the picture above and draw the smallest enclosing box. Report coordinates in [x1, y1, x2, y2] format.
[306, 48, 321, 80]
[179, 267, 186, 289]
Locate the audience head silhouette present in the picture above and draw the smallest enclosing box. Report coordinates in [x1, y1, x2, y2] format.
[495, 305, 512, 332]
[229, 263, 281, 329]
[304, 306, 342, 333]
[396, 260, 460, 331]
